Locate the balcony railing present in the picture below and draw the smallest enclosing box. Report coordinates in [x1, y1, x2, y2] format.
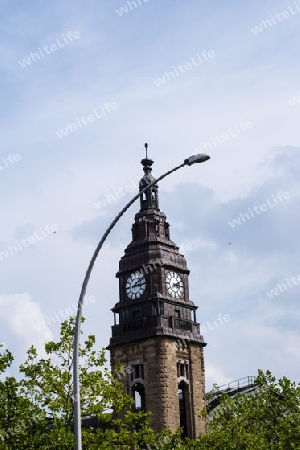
[112, 315, 197, 337]
[174, 318, 192, 332]
[122, 319, 144, 333]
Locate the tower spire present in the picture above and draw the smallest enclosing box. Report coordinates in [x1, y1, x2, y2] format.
[109, 146, 206, 439]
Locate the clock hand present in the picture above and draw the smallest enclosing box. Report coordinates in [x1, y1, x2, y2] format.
[132, 280, 144, 288]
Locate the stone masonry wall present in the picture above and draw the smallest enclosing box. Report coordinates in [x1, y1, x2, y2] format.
[110, 337, 205, 438]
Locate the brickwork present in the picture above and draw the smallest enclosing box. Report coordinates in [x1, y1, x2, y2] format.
[110, 336, 205, 438]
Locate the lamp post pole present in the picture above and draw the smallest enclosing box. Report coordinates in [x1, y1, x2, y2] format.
[73, 153, 210, 450]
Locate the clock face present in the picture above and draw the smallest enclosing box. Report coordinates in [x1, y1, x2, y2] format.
[125, 272, 146, 300]
[166, 271, 184, 298]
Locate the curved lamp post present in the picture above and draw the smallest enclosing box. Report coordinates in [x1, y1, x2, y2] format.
[73, 153, 210, 450]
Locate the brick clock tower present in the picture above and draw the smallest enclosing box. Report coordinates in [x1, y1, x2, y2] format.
[108, 155, 206, 439]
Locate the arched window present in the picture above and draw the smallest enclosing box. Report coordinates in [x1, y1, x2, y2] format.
[133, 383, 145, 411]
[178, 381, 188, 437]
[129, 362, 145, 411]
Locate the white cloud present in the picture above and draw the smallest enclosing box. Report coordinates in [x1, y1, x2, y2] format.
[1, 0, 300, 393]
[0, 293, 53, 357]
[205, 362, 232, 390]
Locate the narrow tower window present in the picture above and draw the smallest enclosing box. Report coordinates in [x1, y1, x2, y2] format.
[134, 383, 145, 411]
[129, 363, 144, 383]
[164, 222, 170, 239]
[178, 381, 188, 437]
[177, 361, 190, 380]
[129, 362, 145, 411]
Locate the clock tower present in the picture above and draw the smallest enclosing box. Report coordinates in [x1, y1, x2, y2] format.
[108, 155, 206, 438]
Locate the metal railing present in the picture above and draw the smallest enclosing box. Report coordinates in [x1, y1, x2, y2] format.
[206, 376, 256, 400]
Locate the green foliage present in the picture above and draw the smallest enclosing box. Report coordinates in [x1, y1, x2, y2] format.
[0, 345, 49, 449]
[0, 318, 157, 449]
[144, 370, 300, 450]
[1, 330, 299, 449]
[192, 369, 300, 450]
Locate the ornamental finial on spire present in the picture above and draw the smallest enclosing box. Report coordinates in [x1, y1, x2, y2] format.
[141, 143, 154, 175]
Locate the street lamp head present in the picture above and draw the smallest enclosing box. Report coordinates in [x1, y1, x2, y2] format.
[184, 153, 211, 166]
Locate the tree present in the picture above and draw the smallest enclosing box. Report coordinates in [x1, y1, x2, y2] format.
[17, 316, 159, 449]
[0, 318, 160, 449]
[1, 327, 299, 449]
[0, 345, 48, 450]
[147, 370, 300, 450]
[188, 369, 300, 450]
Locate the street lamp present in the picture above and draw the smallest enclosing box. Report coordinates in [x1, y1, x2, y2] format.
[73, 152, 210, 450]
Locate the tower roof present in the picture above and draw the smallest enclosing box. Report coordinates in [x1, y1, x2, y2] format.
[108, 144, 206, 349]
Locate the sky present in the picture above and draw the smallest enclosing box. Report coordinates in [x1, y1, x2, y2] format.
[0, 0, 299, 391]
